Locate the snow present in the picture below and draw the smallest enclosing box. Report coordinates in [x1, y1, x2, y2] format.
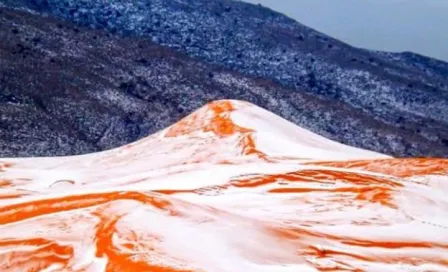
[0, 100, 446, 271]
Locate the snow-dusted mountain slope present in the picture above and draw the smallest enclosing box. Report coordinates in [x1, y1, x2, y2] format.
[0, 100, 447, 271]
[1, 3, 448, 158]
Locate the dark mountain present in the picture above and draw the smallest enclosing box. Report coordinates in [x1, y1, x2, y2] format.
[0, 1, 447, 157]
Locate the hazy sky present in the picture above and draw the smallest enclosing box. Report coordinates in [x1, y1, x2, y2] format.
[244, 0, 448, 61]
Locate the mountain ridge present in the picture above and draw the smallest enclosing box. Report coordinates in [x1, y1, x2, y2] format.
[0, 2, 448, 157]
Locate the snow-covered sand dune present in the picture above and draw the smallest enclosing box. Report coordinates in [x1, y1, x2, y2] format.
[0, 100, 447, 271]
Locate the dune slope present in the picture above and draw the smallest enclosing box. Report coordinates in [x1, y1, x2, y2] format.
[0, 100, 447, 272]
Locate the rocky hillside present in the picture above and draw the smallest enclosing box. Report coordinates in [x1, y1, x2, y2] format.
[0, 2, 448, 157]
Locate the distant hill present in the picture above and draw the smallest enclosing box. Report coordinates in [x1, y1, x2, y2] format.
[0, 1, 447, 157]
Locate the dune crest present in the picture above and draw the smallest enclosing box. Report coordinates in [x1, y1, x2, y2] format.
[0, 100, 447, 272]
